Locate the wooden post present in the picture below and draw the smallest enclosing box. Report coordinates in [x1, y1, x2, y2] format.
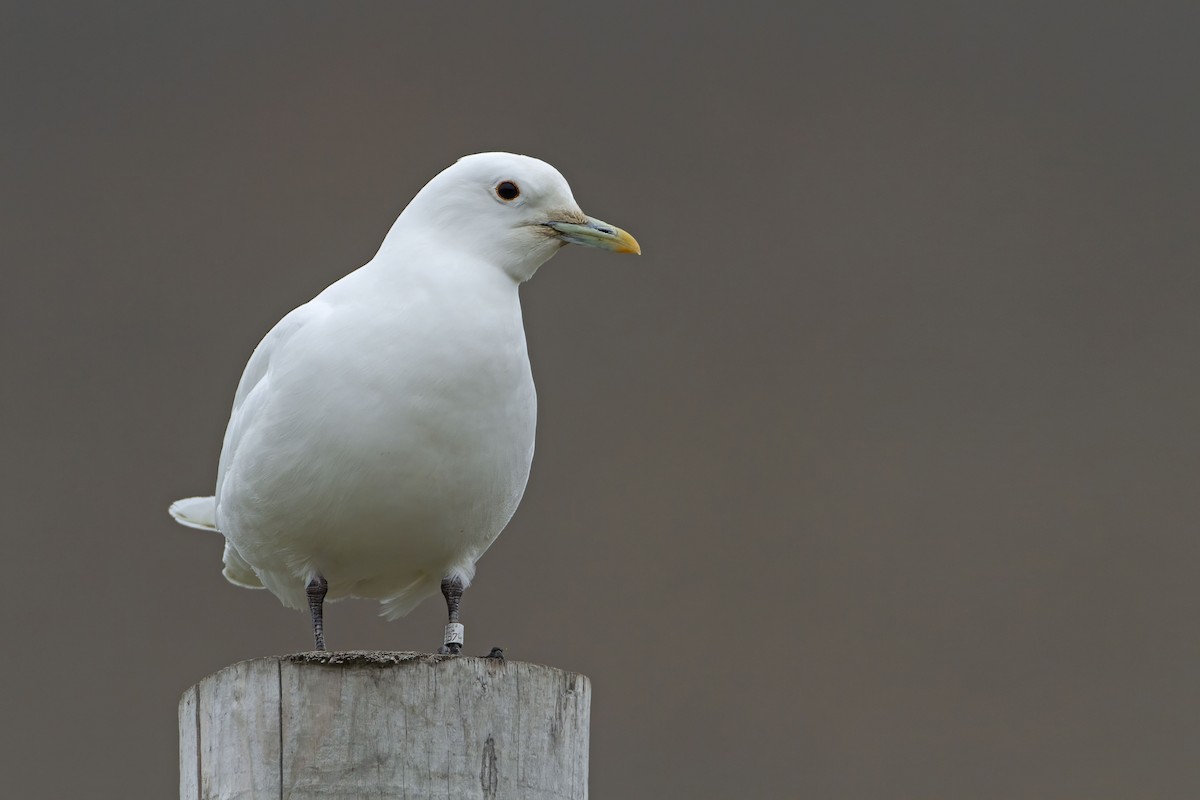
[179, 651, 591, 799]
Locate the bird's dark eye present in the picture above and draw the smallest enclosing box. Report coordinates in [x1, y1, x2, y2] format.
[495, 181, 520, 201]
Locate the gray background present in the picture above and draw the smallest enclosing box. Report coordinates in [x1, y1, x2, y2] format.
[3, 3, 1198, 797]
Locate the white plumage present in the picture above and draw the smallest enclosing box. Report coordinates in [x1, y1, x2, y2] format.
[170, 152, 639, 644]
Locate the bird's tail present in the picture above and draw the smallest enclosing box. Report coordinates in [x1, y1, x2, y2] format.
[169, 496, 219, 531]
[170, 496, 266, 590]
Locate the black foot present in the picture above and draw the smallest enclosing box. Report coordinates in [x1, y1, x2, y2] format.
[483, 647, 505, 660]
[306, 574, 328, 651]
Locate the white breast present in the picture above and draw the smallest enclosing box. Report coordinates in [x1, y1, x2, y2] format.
[214, 253, 537, 612]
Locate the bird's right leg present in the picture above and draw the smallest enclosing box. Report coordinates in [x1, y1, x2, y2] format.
[436, 576, 464, 655]
[306, 573, 328, 651]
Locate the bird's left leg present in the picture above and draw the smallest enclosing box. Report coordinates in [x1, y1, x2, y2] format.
[306, 573, 328, 651]
[436, 575, 464, 655]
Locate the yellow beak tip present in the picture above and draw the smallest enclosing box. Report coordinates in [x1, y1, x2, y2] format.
[616, 230, 642, 255]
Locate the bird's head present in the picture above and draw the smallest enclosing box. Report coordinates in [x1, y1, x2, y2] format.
[388, 152, 640, 282]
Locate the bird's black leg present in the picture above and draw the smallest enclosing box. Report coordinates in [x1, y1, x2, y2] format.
[306, 573, 328, 651]
[437, 575, 464, 655]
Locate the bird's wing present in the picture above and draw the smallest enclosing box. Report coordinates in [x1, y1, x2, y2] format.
[221, 541, 265, 588]
[214, 301, 327, 504]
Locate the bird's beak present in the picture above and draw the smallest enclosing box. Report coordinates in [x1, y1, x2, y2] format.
[543, 216, 641, 255]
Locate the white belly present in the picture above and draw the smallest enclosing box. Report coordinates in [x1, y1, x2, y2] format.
[214, 278, 536, 611]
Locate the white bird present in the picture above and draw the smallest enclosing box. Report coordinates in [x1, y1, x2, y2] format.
[170, 152, 640, 652]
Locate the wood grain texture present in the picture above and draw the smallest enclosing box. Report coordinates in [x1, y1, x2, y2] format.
[179, 652, 590, 799]
[196, 657, 282, 799]
[179, 685, 199, 800]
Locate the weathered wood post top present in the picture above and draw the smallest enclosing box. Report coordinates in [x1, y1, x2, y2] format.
[179, 651, 591, 799]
